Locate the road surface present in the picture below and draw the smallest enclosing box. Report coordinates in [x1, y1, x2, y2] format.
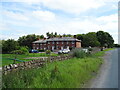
[85, 48, 119, 88]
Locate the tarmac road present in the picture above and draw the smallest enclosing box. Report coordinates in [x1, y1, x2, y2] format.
[86, 48, 119, 88]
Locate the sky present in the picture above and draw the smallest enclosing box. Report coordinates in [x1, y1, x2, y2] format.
[0, 0, 119, 44]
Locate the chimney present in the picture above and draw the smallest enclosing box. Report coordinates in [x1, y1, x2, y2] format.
[44, 38, 46, 40]
[60, 36, 62, 38]
[37, 38, 40, 40]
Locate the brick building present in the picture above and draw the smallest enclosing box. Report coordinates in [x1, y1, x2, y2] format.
[32, 37, 81, 51]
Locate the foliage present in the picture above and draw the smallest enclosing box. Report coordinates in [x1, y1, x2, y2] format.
[96, 31, 114, 47]
[11, 50, 23, 54]
[83, 32, 100, 47]
[18, 34, 44, 49]
[3, 48, 114, 88]
[88, 48, 93, 51]
[2, 39, 19, 53]
[2, 53, 58, 66]
[70, 48, 88, 58]
[20, 46, 29, 55]
[10, 46, 29, 55]
[114, 44, 120, 47]
[77, 31, 114, 48]
[46, 32, 73, 38]
[38, 49, 45, 52]
[2, 51, 104, 88]
[46, 50, 51, 55]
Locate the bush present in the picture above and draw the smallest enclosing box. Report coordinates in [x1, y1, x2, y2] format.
[38, 49, 45, 52]
[11, 50, 23, 54]
[88, 48, 93, 51]
[70, 48, 87, 58]
[10, 46, 29, 55]
[20, 47, 29, 54]
[46, 50, 51, 55]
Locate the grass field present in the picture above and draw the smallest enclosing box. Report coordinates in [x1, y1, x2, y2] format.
[2, 48, 113, 88]
[1, 53, 58, 66]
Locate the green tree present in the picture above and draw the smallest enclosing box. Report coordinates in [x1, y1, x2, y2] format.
[82, 32, 100, 47]
[18, 34, 37, 49]
[54, 32, 57, 37]
[77, 34, 84, 41]
[40, 35, 44, 39]
[96, 31, 114, 47]
[2, 39, 19, 53]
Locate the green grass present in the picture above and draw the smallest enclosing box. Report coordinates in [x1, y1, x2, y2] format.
[1, 53, 58, 66]
[2, 48, 114, 88]
[2, 57, 102, 88]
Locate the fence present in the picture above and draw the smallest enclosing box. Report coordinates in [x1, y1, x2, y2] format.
[2, 55, 73, 75]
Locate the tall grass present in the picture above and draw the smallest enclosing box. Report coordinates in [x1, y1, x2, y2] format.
[2, 48, 113, 88]
[2, 53, 58, 66]
[70, 48, 90, 58]
[2, 57, 102, 88]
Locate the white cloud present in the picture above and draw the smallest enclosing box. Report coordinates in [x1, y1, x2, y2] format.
[3, 11, 29, 21]
[41, 0, 105, 14]
[32, 10, 56, 21]
[1, 1, 118, 43]
[96, 14, 118, 23]
[1, 0, 118, 15]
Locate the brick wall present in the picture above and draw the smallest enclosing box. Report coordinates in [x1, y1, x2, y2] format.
[76, 41, 81, 48]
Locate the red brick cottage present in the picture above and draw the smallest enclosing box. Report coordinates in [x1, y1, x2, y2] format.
[32, 37, 81, 51]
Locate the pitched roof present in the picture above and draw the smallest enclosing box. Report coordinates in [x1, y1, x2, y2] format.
[33, 39, 47, 43]
[33, 37, 81, 43]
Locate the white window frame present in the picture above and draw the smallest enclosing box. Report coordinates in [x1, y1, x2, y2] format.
[52, 41, 54, 44]
[48, 42, 50, 44]
[67, 41, 69, 44]
[72, 41, 75, 44]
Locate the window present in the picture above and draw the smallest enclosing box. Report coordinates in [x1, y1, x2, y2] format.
[67, 41, 69, 44]
[56, 46, 59, 49]
[48, 46, 49, 49]
[57, 42, 59, 44]
[52, 41, 54, 44]
[72, 41, 75, 44]
[48, 42, 50, 44]
[62, 41, 64, 44]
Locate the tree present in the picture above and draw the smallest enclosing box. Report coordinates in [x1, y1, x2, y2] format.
[83, 32, 100, 47]
[63, 34, 66, 37]
[67, 34, 73, 37]
[2, 39, 19, 53]
[54, 32, 57, 37]
[96, 31, 114, 47]
[18, 34, 37, 49]
[77, 34, 84, 41]
[40, 35, 44, 39]
[46, 32, 50, 38]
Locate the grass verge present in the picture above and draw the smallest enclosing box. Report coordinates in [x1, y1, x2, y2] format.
[2, 48, 113, 88]
[1, 53, 58, 66]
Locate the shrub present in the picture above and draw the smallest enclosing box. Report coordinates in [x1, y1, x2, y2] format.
[38, 49, 45, 52]
[88, 48, 93, 51]
[20, 46, 29, 55]
[46, 50, 51, 55]
[11, 50, 23, 54]
[10, 46, 29, 55]
[70, 48, 87, 58]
